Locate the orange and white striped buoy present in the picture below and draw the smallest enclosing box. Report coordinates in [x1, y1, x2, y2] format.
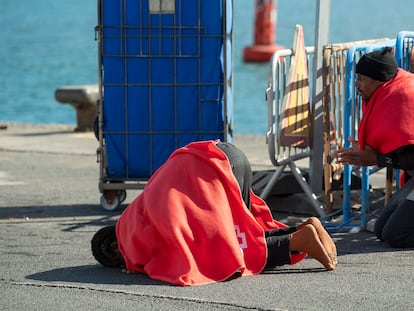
[243, 0, 283, 62]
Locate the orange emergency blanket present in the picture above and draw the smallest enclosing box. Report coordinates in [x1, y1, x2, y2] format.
[116, 141, 306, 286]
[358, 69, 414, 153]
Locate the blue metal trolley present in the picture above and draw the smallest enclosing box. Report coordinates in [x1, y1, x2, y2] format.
[96, 0, 233, 210]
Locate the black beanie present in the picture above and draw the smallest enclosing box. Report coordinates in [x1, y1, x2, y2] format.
[356, 47, 398, 82]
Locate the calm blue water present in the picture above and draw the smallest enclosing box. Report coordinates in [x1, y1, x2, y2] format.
[1, 0, 414, 134]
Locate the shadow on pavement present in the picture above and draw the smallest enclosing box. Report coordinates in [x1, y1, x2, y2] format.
[0, 204, 128, 232]
[26, 265, 329, 286]
[0, 204, 127, 220]
[262, 267, 327, 274]
[333, 231, 411, 255]
[26, 265, 166, 286]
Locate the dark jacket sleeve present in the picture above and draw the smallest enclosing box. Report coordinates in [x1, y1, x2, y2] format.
[377, 145, 414, 171]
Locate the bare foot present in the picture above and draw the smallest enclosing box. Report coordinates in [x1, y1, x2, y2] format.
[301, 217, 338, 262]
[290, 224, 336, 271]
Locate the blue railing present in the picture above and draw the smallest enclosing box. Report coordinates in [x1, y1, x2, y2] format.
[395, 31, 414, 70]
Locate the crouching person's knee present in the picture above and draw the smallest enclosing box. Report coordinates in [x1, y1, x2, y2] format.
[382, 227, 414, 248]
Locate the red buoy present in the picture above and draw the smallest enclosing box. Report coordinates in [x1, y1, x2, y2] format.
[243, 0, 283, 62]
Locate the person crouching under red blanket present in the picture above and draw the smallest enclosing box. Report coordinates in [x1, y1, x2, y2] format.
[92, 141, 337, 286]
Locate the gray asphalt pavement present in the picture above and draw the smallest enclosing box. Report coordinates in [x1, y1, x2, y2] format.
[1, 122, 413, 311]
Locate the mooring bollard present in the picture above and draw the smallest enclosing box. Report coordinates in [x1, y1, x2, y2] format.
[55, 84, 99, 132]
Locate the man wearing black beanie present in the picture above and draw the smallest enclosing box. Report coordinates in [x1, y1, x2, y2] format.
[334, 47, 414, 248]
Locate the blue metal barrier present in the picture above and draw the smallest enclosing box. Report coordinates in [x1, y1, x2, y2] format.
[395, 31, 414, 70]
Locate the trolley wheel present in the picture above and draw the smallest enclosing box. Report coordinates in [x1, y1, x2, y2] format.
[100, 194, 121, 211]
[118, 190, 127, 203]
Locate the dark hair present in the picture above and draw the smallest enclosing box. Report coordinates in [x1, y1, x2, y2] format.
[91, 225, 125, 267]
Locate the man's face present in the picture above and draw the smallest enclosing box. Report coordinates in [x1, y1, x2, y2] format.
[355, 74, 383, 101]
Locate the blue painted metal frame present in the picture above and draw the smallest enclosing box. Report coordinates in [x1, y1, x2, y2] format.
[395, 31, 414, 70]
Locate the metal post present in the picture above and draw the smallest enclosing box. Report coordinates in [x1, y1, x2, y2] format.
[310, 0, 330, 193]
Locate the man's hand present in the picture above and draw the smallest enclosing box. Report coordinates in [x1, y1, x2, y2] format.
[332, 137, 378, 167]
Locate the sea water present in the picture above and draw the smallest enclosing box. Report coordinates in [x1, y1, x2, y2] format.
[1, 0, 413, 134]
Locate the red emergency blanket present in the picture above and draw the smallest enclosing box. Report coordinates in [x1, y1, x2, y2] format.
[358, 69, 414, 153]
[116, 140, 306, 286]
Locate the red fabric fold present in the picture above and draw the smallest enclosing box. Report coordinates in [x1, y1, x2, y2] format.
[116, 140, 306, 286]
[358, 69, 414, 153]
